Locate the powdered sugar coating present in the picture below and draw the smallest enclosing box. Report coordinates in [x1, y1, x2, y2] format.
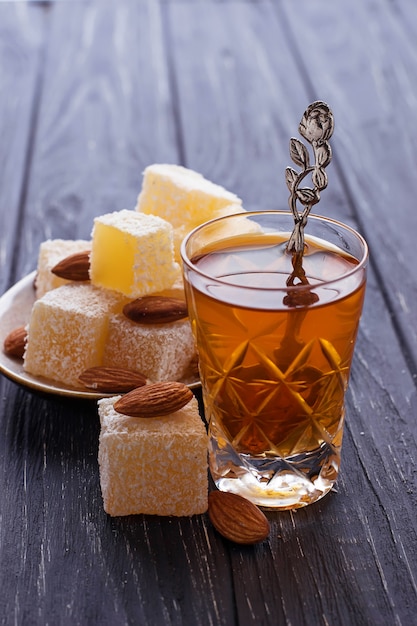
[98, 395, 208, 516]
[136, 164, 242, 230]
[24, 283, 127, 387]
[103, 315, 196, 382]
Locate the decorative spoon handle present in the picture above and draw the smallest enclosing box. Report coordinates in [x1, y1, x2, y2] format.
[285, 101, 334, 254]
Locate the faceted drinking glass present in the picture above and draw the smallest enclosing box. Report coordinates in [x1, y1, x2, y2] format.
[181, 211, 368, 509]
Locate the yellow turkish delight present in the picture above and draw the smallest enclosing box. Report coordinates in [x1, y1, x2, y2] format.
[136, 164, 243, 230]
[89, 209, 180, 297]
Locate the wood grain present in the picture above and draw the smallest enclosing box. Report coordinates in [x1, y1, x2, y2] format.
[16, 1, 180, 280]
[0, 4, 44, 294]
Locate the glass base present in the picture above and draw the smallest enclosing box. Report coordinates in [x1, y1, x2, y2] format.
[209, 437, 340, 510]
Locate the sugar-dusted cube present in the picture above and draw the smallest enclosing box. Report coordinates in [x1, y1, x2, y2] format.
[35, 239, 91, 298]
[89, 209, 180, 298]
[136, 164, 243, 231]
[103, 315, 196, 382]
[24, 283, 127, 387]
[98, 395, 208, 516]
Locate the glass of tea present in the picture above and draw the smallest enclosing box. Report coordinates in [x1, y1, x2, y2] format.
[181, 211, 368, 510]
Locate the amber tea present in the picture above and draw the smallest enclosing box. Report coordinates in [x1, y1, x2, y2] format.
[182, 212, 368, 509]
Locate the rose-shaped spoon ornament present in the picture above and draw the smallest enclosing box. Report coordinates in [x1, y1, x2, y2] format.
[282, 101, 334, 308]
[285, 101, 334, 255]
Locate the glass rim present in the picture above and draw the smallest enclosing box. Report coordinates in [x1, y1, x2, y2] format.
[180, 210, 369, 294]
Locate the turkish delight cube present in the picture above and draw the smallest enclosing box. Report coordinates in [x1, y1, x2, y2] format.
[89, 209, 180, 298]
[35, 239, 91, 298]
[103, 315, 196, 382]
[98, 395, 208, 516]
[24, 283, 126, 387]
[136, 163, 242, 230]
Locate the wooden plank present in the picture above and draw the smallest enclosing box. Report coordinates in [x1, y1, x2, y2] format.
[0, 4, 45, 294]
[165, 1, 310, 211]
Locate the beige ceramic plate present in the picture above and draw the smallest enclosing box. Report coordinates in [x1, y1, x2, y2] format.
[0, 272, 200, 399]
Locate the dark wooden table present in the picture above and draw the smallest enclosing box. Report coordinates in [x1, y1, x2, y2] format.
[1, 1, 416, 624]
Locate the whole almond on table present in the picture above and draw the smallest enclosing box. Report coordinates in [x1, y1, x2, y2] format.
[123, 296, 188, 325]
[78, 366, 147, 393]
[51, 251, 90, 281]
[208, 491, 270, 545]
[114, 381, 193, 417]
[3, 326, 27, 359]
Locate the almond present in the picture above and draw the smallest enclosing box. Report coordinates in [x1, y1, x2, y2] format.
[208, 491, 270, 545]
[3, 326, 27, 359]
[123, 296, 188, 325]
[78, 366, 147, 393]
[114, 381, 193, 417]
[51, 251, 90, 281]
